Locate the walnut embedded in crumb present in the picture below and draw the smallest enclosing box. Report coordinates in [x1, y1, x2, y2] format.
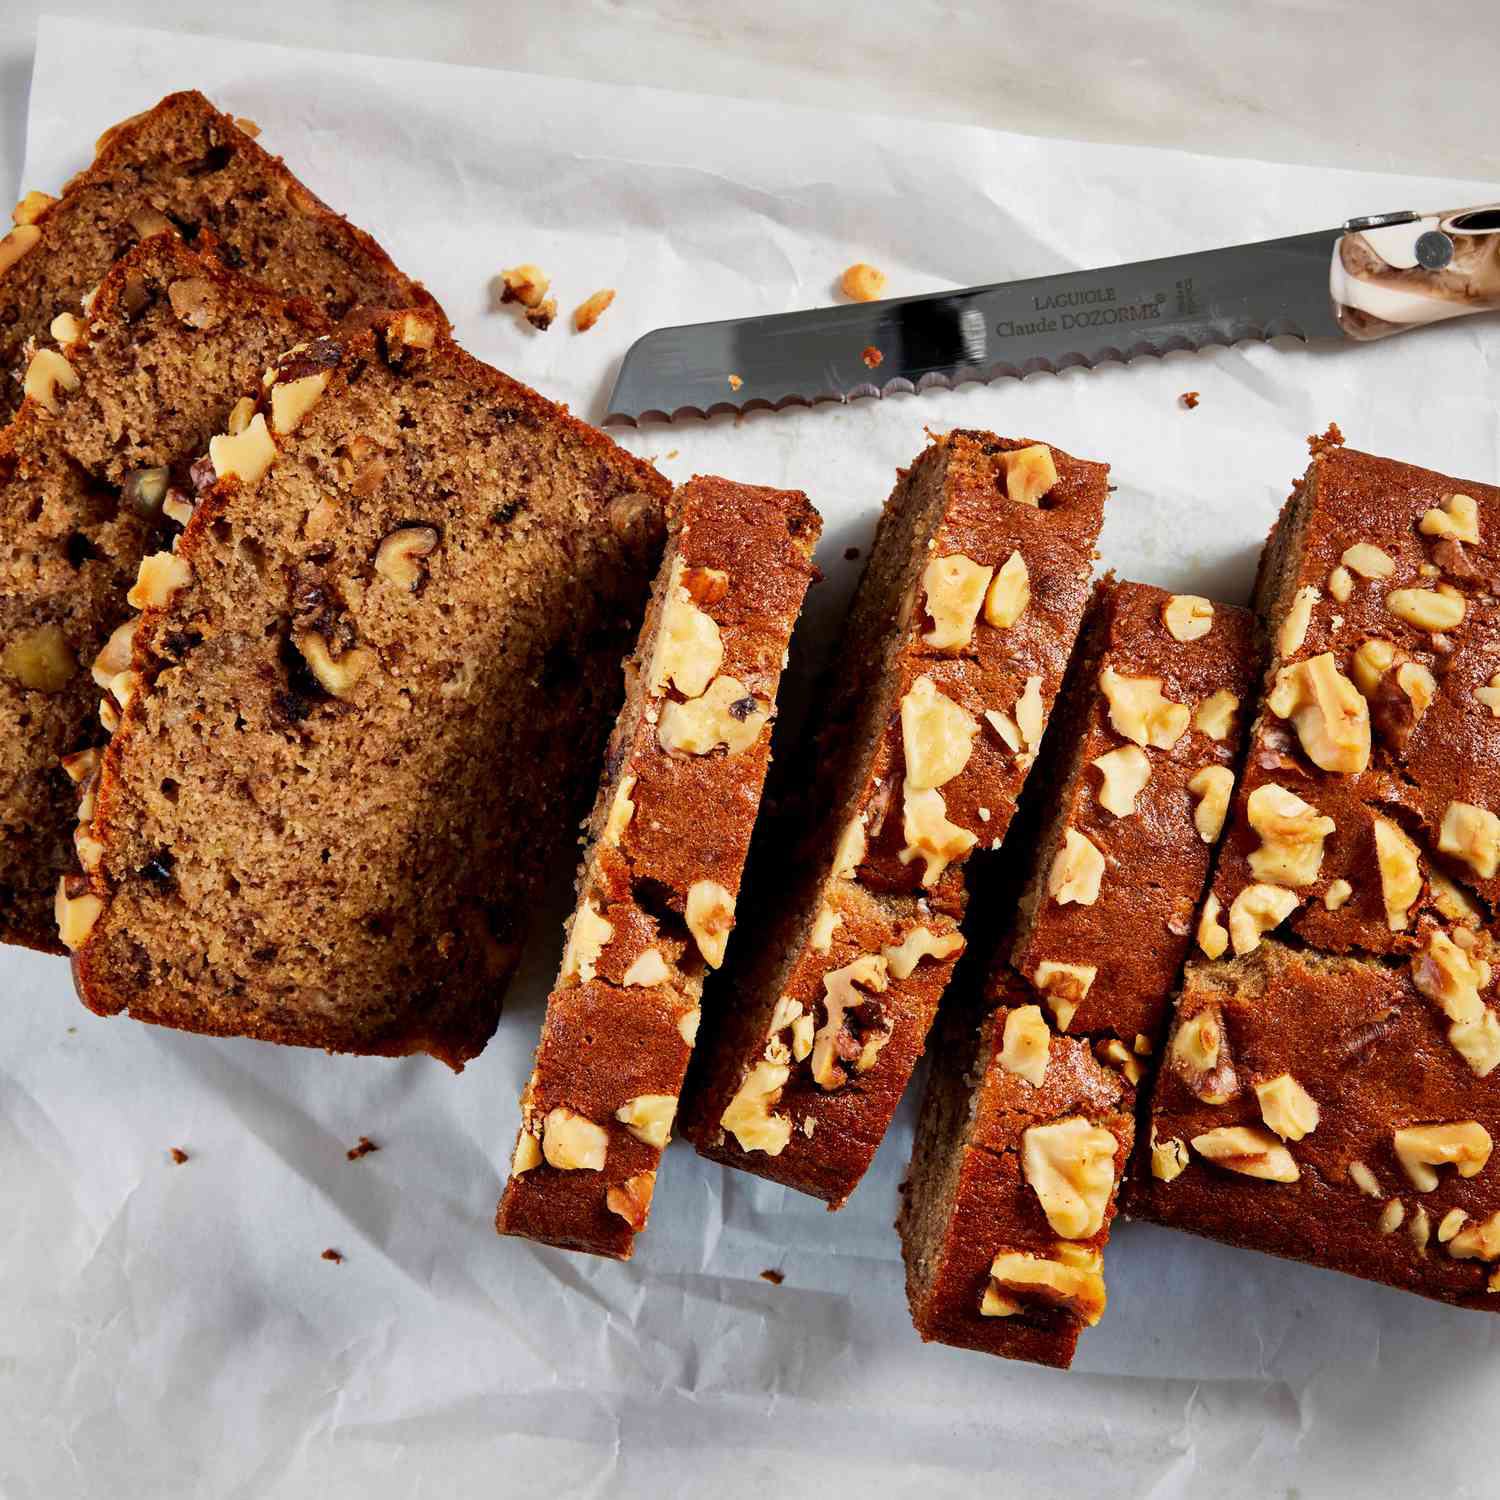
[861, 345, 883, 368]
[169, 1147, 189, 1165]
[574, 288, 615, 332]
[760, 1268, 785, 1285]
[321, 1248, 344, 1264]
[233, 117, 261, 139]
[1180, 390, 1200, 409]
[346, 1136, 379, 1161]
[1308, 421, 1345, 455]
[840, 263, 886, 301]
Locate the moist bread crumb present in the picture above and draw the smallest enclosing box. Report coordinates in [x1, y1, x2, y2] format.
[68, 315, 668, 1066]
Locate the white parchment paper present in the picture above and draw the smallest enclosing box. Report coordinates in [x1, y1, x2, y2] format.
[6, 16, 1500, 1496]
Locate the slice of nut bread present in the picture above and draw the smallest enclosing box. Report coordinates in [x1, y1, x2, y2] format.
[67, 315, 669, 1066]
[497, 476, 821, 1256]
[680, 431, 1109, 1207]
[1, 233, 330, 952]
[0, 90, 442, 419]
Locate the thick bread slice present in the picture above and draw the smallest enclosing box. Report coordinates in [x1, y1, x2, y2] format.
[1, 233, 329, 951]
[498, 476, 821, 1257]
[67, 315, 668, 1066]
[1, 90, 441, 417]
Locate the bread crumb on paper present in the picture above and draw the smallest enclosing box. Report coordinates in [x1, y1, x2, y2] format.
[841, 262, 886, 302]
[346, 1136, 380, 1161]
[322, 1248, 344, 1264]
[760, 1268, 785, 1285]
[1179, 390, 1199, 409]
[168, 1147, 189, 1165]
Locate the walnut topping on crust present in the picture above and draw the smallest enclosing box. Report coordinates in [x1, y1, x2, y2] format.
[1164, 594, 1214, 643]
[511, 1130, 542, 1175]
[23, 348, 79, 414]
[1092, 745, 1150, 817]
[810, 954, 890, 1090]
[998, 1005, 1050, 1087]
[1151, 1131, 1190, 1182]
[1323, 878, 1353, 910]
[1475, 675, 1500, 717]
[1379, 1198, 1406, 1234]
[1190, 1125, 1299, 1182]
[1265, 653, 1370, 774]
[1430, 870, 1481, 926]
[983, 551, 1030, 629]
[1328, 565, 1353, 603]
[1014, 675, 1045, 763]
[1279, 585, 1319, 657]
[720, 1059, 792, 1154]
[1099, 667, 1190, 749]
[560, 898, 613, 984]
[209, 412, 276, 484]
[1169, 1005, 1238, 1104]
[1227, 883, 1299, 954]
[1197, 892, 1229, 958]
[921, 554, 992, 651]
[657, 677, 769, 756]
[1032, 961, 1096, 1031]
[1419, 493, 1480, 545]
[0, 223, 40, 276]
[881, 924, 963, 979]
[1393, 1121, 1492, 1192]
[606, 1170, 657, 1231]
[615, 1094, 678, 1149]
[50, 311, 82, 347]
[91, 619, 137, 689]
[1193, 689, 1239, 742]
[270, 370, 331, 435]
[1409, 1203, 1432, 1254]
[1371, 815, 1422, 930]
[832, 814, 867, 881]
[1438, 1208, 1468, 1243]
[603, 774, 637, 847]
[1448, 1211, 1500, 1261]
[622, 948, 670, 987]
[651, 558, 723, 697]
[1386, 583, 1465, 633]
[1021, 1116, 1119, 1239]
[901, 675, 978, 789]
[985, 1248, 1107, 1326]
[685, 879, 736, 968]
[810, 902, 841, 954]
[898, 786, 977, 888]
[1245, 782, 1334, 886]
[4, 625, 76, 693]
[1097, 1038, 1144, 1085]
[541, 1108, 608, 1171]
[1411, 929, 1500, 1078]
[54, 876, 103, 951]
[1438, 801, 1500, 880]
[999, 444, 1058, 508]
[678, 1007, 701, 1046]
[1188, 765, 1235, 844]
[12, 192, 54, 226]
[1047, 828, 1105, 906]
[1348, 1160, 1381, 1197]
[1342, 542, 1396, 578]
[127, 551, 193, 611]
[1255, 1073, 1320, 1141]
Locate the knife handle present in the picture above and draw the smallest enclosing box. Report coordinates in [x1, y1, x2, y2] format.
[1330, 203, 1500, 340]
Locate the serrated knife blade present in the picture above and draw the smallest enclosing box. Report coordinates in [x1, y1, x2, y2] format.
[603, 204, 1500, 425]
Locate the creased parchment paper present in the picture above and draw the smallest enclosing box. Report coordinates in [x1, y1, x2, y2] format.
[5, 15, 1500, 1497]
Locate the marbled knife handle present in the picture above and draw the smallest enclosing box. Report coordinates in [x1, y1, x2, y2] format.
[1331, 204, 1500, 340]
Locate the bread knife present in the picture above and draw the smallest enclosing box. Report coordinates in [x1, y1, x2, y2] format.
[603, 204, 1500, 425]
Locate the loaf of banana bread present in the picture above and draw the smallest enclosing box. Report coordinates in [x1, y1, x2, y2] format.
[680, 431, 1108, 1207]
[64, 314, 668, 1066]
[0, 90, 440, 419]
[1, 233, 329, 951]
[497, 476, 821, 1256]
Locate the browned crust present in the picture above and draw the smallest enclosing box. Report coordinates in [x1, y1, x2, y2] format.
[681, 431, 1108, 1208]
[497, 477, 822, 1256]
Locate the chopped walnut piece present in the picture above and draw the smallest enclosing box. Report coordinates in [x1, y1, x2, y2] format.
[12, 191, 55, 226]
[1245, 782, 1334, 885]
[1393, 1121, 1492, 1191]
[720, 1059, 792, 1153]
[622, 948, 670, 987]
[0, 223, 40, 275]
[499, 263, 551, 309]
[1342, 542, 1396, 578]
[921, 554, 992, 651]
[1324, 878, 1353, 910]
[297, 632, 374, 700]
[270, 371, 331, 435]
[1013, 675, 1045, 764]
[50, 311, 82, 347]
[998, 1005, 1050, 1087]
[1265, 653, 1370, 774]
[900, 675, 978, 789]
[573, 288, 615, 332]
[882, 925, 963, 979]
[1431, 869, 1482, 926]
[1348, 1160, 1381, 1197]
[1279, 585, 1319, 657]
[1021, 1116, 1119, 1239]
[560, 897, 613, 984]
[979, 1284, 1022, 1318]
[127, 551, 194, 611]
[650, 557, 723, 697]
[4, 625, 76, 693]
[54, 876, 103, 951]
[1419, 493, 1479, 545]
[606, 1170, 657, 1231]
[1151, 1131, 1190, 1182]
[1438, 801, 1500, 880]
[1386, 583, 1465, 632]
[615, 1094, 678, 1149]
[1032, 961, 1096, 1031]
[541, 1108, 609, 1171]
[1410, 929, 1500, 1078]
[1448, 1211, 1500, 1261]
[23, 348, 79, 414]
[91, 619, 137, 689]
[1438, 1207, 1468, 1243]
[1379, 1198, 1406, 1234]
[1092, 744, 1150, 817]
[1227, 883, 1299, 954]
[526, 298, 558, 331]
[1371, 815, 1422, 930]
[678, 1007, 701, 1046]
[1097, 1038, 1144, 1085]
[1197, 892, 1229, 958]
[685, 880, 736, 968]
[810, 902, 841, 954]
[657, 677, 769, 756]
[1409, 1203, 1432, 1253]
[603, 774, 637, 846]
[898, 785, 977, 887]
[982, 551, 1030, 629]
[1328, 565, 1353, 603]
[1190, 1125, 1300, 1181]
[999, 444, 1058, 508]
[1476, 674, 1500, 717]
[1099, 667, 1189, 749]
[810, 954, 890, 1089]
[1047, 828, 1105, 906]
[1163, 593, 1214, 643]
[1188, 764, 1235, 844]
[511, 1131, 542, 1175]
[1255, 1073, 1320, 1141]
[986, 1248, 1107, 1326]
[1169, 1005, 1238, 1104]
[832, 814, 867, 881]
[1193, 689, 1239, 742]
[209, 412, 276, 484]
[840, 262, 887, 301]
